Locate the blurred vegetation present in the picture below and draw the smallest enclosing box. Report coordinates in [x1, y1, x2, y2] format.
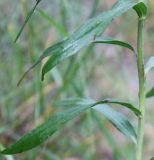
[0, 0, 154, 159]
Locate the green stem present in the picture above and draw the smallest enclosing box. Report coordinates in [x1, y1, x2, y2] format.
[136, 18, 145, 160]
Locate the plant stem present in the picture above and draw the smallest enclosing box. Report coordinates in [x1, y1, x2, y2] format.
[136, 18, 145, 160]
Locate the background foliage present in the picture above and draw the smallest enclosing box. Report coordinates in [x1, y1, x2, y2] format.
[0, 0, 154, 159]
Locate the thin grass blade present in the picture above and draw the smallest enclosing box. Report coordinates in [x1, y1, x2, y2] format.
[14, 1, 41, 43]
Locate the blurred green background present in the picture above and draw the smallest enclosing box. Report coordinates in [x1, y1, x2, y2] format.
[0, 0, 154, 159]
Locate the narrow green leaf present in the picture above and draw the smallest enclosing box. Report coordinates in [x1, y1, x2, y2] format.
[93, 37, 135, 52]
[94, 98, 140, 116]
[93, 104, 137, 143]
[59, 98, 139, 142]
[133, 2, 147, 20]
[146, 87, 154, 98]
[1, 100, 92, 154]
[41, 37, 135, 81]
[150, 157, 154, 160]
[56, 98, 140, 116]
[17, 0, 140, 85]
[14, 0, 41, 43]
[1, 98, 140, 154]
[145, 56, 154, 75]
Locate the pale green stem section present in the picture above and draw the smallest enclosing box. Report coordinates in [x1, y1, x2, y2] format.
[136, 18, 145, 160]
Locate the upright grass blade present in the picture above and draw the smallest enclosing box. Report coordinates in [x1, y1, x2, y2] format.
[145, 56, 154, 75]
[17, 0, 140, 85]
[89, 0, 100, 18]
[1, 98, 140, 154]
[146, 87, 154, 98]
[14, 0, 41, 42]
[37, 8, 67, 37]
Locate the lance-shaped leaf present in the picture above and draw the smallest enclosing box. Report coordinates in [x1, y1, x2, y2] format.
[145, 56, 154, 75]
[146, 87, 154, 98]
[14, 0, 42, 42]
[93, 37, 135, 52]
[41, 37, 135, 81]
[1, 98, 140, 154]
[60, 98, 138, 143]
[133, 2, 147, 19]
[17, 0, 140, 85]
[1, 100, 92, 155]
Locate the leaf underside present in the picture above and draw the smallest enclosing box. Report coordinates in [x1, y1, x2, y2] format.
[1, 98, 140, 154]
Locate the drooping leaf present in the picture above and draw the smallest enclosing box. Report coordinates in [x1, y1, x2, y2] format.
[58, 98, 139, 142]
[57, 98, 140, 116]
[14, 0, 41, 43]
[133, 2, 147, 19]
[93, 104, 137, 143]
[17, 0, 140, 85]
[94, 98, 140, 116]
[146, 87, 154, 98]
[1, 98, 140, 154]
[145, 56, 154, 75]
[93, 37, 135, 52]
